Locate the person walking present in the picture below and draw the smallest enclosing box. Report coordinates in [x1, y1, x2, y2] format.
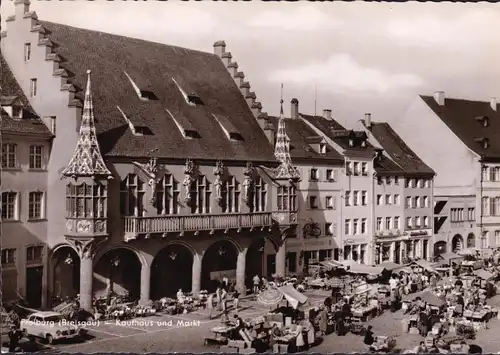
[207, 292, 214, 320]
[221, 287, 228, 313]
[8, 326, 22, 353]
[318, 305, 328, 336]
[252, 274, 260, 296]
[364, 325, 375, 351]
[233, 289, 240, 311]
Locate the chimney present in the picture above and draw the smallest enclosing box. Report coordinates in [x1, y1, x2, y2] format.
[491, 97, 497, 112]
[434, 91, 445, 106]
[323, 109, 332, 120]
[213, 40, 226, 57]
[14, 0, 30, 16]
[365, 113, 372, 128]
[291, 98, 299, 119]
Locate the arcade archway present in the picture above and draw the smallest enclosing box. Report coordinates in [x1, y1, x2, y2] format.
[452, 234, 464, 253]
[201, 239, 238, 292]
[94, 248, 142, 300]
[467, 233, 475, 248]
[51, 245, 80, 304]
[151, 244, 194, 299]
[433, 241, 447, 257]
[245, 237, 278, 290]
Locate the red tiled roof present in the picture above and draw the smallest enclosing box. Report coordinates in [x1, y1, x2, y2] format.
[368, 121, 435, 176]
[421, 95, 500, 161]
[39, 21, 275, 162]
[0, 53, 52, 137]
[267, 116, 344, 162]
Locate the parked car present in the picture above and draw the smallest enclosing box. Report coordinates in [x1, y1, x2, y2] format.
[20, 312, 81, 344]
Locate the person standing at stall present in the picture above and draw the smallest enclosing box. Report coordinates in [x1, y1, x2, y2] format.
[207, 292, 214, 319]
[215, 287, 222, 311]
[318, 304, 328, 336]
[220, 287, 228, 313]
[252, 274, 260, 297]
[233, 288, 240, 311]
[295, 322, 305, 352]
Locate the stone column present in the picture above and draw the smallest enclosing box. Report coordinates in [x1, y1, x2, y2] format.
[139, 263, 151, 305]
[236, 249, 247, 296]
[191, 252, 202, 296]
[390, 242, 395, 262]
[276, 244, 286, 278]
[378, 244, 383, 264]
[80, 255, 93, 312]
[357, 245, 362, 264]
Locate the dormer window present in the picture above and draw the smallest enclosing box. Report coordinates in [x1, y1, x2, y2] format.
[124, 72, 157, 101]
[474, 137, 489, 149]
[172, 78, 203, 107]
[349, 139, 354, 147]
[165, 109, 200, 139]
[475, 116, 489, 127]
[361, 140, 367, 148]
[12, 106, 22, 119]
[187, 93, 203, 106]
[117, 106, 153, 137]
[212, 114, 244, 141]
[24, 43, 31, 61]
[484, 139, 489, 149]
[319, 143, 327, 155]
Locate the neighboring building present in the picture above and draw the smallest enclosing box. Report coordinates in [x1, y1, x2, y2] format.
[265, 103, 345, 275]
[1, 53, 54, 307]
[301, 110, 377, 265]
[393, 91, 500, 253]
[1, 1, 301, 311]
[357, 115, 435, 263]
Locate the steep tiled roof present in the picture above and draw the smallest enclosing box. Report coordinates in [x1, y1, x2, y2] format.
[39, 21, 275, 162]
[301, 114, 374, 151]
[267, 116, 343, 161]
[374, 154, 405, 176]
[421, 95, 500, 160]
[0, 54, 52, 137]
[368, 121, 435, 176]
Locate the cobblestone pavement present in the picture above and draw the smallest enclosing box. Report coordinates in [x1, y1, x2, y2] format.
[41, 291, 500, 353]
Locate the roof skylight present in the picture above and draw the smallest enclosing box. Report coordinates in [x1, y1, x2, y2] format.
[212, 114, 244, 141]
[165, 109, 200, 139]
[124, 72, 157, 101]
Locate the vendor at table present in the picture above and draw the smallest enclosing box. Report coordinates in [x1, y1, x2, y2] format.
[177, 289, 185, 303]
[455, 277, 464, 292]
[268, 324, 283, 347]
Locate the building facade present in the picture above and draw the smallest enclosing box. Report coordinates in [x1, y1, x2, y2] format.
[393, 92, 500, 253]
[1, 0, 301, 311]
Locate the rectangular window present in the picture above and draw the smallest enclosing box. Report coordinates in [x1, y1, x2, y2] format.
[423, 196, 429, 208]
[415, 216, 421, 228]
[344, 219, 350, 235]
[309, 196, 318, 209]
[156, 174, 180, 215]
[394, 194, 400, 205]
[394, 216, 400, 229]
[346, 162, 353, 176]
[490, 167, 497, 181]
[482, 197, 489, 217]
[361, 162, 367, 176]
[482, 166, 488, 181]
[353, 162, 360, 176]
[325, 223, 333, 236]
[319, 143, 326, 155]
[386, 176, 391, 185]
[406, 217, 412, 228]
[325, 196, 334, 209]
[423, 216, 429, 228]
[1, 192, 18, 220]
[120, 174, 144, 216]
[491, 198, 497, 216]
[30, 78, 37, 97]
[377, 176, 383, 185]
[376, 217, 382, 231]
[412, 179, 417, 188]
[406, 196, 412, 208]
[326, 169, 334, 181]
[377, 194, 383, 206]
[28, 191, 44, 219]
[1, 143, 17, 168]
[414, 196, 419, 208]
[361, 218, 367, 234]
[360, 244, 366, 264]
[385, 194, 392, 205]
[222, 176, 240, 213]
[252, 178, 267, 212]
[26, 245, 43, 264]
[29, 145, 44, 170]
[24, 43, 31, 61]
[360, 191, 367, 206]
[1, 248, 16, 266]
[310, 168, 319, 181]
[345, 191, 351, 207]
[468, 208, 475, 221]
[496, 231, 500, 246]
[405, 178, 410, 188]
[353, 191, 359, 206]
[394, 177, 399, 185]
[385, 217, 391, 230]
[353, 219, 359, 235]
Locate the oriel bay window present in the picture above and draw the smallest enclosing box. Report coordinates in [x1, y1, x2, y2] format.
[155, 174, 180, 215]
[277, 185, 297, 211]
[252, 177, 267, 212]
[120, 174, 145, 217]
[190, 175, 212, 214]
[223, 176, 240, 213]
[66, 183, 107, 218]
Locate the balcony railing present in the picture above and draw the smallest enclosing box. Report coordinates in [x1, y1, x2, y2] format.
[123, 212, 274, 236]
[65, 217, 108, 236]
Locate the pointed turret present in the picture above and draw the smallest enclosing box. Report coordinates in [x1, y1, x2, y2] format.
[62, 70, 111, 178]
[274, 86, 300, 181]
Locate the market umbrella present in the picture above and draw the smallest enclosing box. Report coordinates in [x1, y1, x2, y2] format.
[458, 248, 479, 256]
[257, 287, 283, 307]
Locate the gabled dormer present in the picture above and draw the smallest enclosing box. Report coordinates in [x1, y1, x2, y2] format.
[305, 136, 328, 155]
[475, 115, 489, 127]
[172, 78, 203, 106]
[0, 96, 23, 119]
[212, 113, 244, 141]
[165, 109, 200, 139]
[123, 72, 158, 101]
[117, 106, 152, 136]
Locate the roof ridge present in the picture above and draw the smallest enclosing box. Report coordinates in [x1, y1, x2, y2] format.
[421, 94, 492, 105]
[39, 20, 218, 58]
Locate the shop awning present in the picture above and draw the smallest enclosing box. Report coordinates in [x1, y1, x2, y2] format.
[380, 261, 407, 271]
[410, 259, 438, 272]
[320, 259, 346, 270]
[436, 252, 463, 265]
[458, 248, 480, 257]
[278, 285, 309, 309]
[473, 269, 495, 281]
[341, 260, 385, 275]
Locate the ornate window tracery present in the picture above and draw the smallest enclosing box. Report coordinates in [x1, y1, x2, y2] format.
[66, 182, 106, 218]
[190, 175, 211, 214]
[277, 185, 296, 212]
[251, 177, 267, 212]
[120, 174, 145, 217]
[222, 176, 240, 213]
[155, 174, 180, 215]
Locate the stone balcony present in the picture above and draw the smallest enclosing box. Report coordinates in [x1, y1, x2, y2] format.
[123, 212, 278, 242]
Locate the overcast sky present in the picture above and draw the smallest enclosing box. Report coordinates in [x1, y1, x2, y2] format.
[2, 1, 500, 126]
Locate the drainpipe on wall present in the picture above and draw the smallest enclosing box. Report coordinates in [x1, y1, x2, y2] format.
[430, 177, 435, 261]
[480, 158, 485, 249]
[369, 156, 377, 266]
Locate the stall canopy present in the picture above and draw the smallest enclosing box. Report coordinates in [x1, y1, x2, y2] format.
[435, 252, 463, 265]
[409, 259, 437, 272]
[405, 290, 445, 307]
[320, 259, 347, 270]
[257, 287, 284, 307]
[278, 285, 309, 309]
[473, 269, 495, 281]
[380, 261, 407, 272]
[458, 248, 480, 257]
[341, 260, 385, 275]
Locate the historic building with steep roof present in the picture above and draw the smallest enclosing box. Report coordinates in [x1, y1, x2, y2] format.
[1, 0, 300, 310]
[393, 92, 500, 255]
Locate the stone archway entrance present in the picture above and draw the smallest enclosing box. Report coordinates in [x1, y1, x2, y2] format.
[151, 244, 194, 299]
[433, 241, 447, 258]
[201, 239, 238, 292]
[245, 236, 279, 291]
[452, 234, 464, 253]
[94, 248, 142, 301]
[467, 233, 475, 248]
[50, 245, 80, 304]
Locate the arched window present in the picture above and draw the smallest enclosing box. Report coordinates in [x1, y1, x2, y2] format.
[252, 177, 267, 212]
[190, 175, 211, 214]
[155, 174, 180, 215]
[66, 182, 106, 218]
[120, 174, 145, 217]
[222, 176, 240, 213]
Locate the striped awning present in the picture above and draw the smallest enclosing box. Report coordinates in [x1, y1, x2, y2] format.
[257, 287, 283, 306]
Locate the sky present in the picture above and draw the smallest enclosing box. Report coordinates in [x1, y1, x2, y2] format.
[2, 1, 500, 127]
